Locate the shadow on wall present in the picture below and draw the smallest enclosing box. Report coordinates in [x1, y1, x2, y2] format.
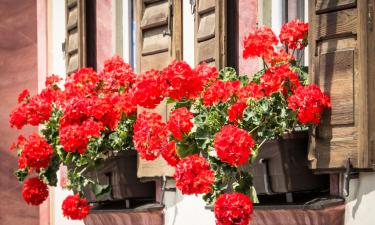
[0, 0, 39, 225]
[346, 173, 375, 225]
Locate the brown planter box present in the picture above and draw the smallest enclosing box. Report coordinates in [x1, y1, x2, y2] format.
[247, 131, 328, 195]
[83, 150, 155, 203]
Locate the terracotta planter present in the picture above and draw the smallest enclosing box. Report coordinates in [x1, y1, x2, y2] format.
[245, 131, 328, 195]
[82, 150, 155, 203]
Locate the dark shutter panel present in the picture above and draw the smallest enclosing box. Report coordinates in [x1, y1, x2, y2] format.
[136, 0, 182, 178]
[194, 0, 226, 68]
[65, 0, 86, 74]
[308, 0, 374, 169]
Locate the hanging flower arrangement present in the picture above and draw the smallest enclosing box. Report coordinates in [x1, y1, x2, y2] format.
[9, 20, 330, 224]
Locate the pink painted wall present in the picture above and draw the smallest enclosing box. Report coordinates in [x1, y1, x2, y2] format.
[96, 0, 113, 71]
[0, 0, 39, 225]
[238, 0, 259, 77]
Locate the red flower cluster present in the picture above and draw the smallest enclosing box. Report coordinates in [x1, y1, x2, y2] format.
[214, 125, 255, 166]
[163, 61, 204, 100]
[133, 111, 168, 160]
[237, 82, 264, 103]
[20, 134, 53, 171]
[266, 48, 295, 66]
[260, 64, 300, 96]
[62, 194, 91, 220]
[66, 68, 99, 95]
[228, 102, 247, 123]
[167, 107, 194, 140]
[99, 55, 135, 92]
[10, 134, 26, 151]
[194, 63, 219, 87]
[288, 84, 331, 124]
[243, 26, 278, 60]
[22, 177, 49, 206]
[64, 68, 99, 99]
[18, 89, 30, 103]
[60, 119, 104, 154]
[174, 154, 214, 195]
[161, 140, 180, 166]
[9, 94, 52, 129]
[214, 193, 253, 225]
[202, 80, 240, 106]
[132, 69, 167, 109]
[279, 19, 308, 50]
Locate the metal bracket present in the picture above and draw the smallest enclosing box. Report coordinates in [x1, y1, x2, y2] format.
[343, 158, 359, 197]
[159, 176, 177, 206]
[259, 158, 275, 195]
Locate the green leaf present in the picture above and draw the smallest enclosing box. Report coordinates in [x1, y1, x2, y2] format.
[15, 168, 29, 182]
[176, 141, 200, 158]
[92, 183, 111, 198]
[249, 186, 259, 203]
[219, 67, 238, 81]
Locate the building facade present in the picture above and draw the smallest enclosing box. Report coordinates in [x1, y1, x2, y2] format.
[1, 0, 375, 225]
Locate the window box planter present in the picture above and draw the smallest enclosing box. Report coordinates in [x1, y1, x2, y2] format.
[82, 150, 155, 204]
[246, 131, 328, 195]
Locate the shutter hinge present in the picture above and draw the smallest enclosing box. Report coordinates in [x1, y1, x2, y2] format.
[163, 0, 173, 36]
[190, 0, 196, 14]
[62, 41, 66, 54]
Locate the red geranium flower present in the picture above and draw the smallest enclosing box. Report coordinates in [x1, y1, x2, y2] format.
[10, 134, 26, 151]
[288, 84, 331, 124]
[132, 69, 167, 109]
[22, 177, 49, 206]
[194, 63, 219, 87]
[167, 107, 194, 140]
[45, 74, 62, 87]
[260, 64, 299, 96]
[214, 125, 255, 166]
[20, 133, 53, 170]
[62, 193, 91, 220]
[18, 89, 30, 103]
[59, 119, 104, 154]
[202, 80, 240, 106]
[243, 26, 278, 60]
[161, 140, 180, 166]
[214, 193, 253, 225]
[99, 55, 135, 92]
[163, 61, 204, 100]
[133, 111, 168, 160]
[174, 154, 214, 195]
[10, 94, 52, 129]
[64, 67, 99, 99]
[279, 19, 308, 50]
[266, 48, 295, 66]
[236, 82, 264, 103]
[228, 101, 247, 123]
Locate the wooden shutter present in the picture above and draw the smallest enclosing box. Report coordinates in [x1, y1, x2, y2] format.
[194, 0, 226, 67]
[308, 0, 375, 170]
[136, 0, 182, 178]
[65, 0, 86, 74]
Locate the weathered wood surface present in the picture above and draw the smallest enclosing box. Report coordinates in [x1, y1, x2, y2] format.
[195, 0, 226, 68]
[308, 0, 374, 170]
[136, 0, 182, 178]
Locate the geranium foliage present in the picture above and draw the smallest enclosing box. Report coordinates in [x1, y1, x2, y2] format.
[9, 20, 330, 224]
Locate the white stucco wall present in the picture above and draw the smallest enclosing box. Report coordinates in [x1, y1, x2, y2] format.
[48, 1, 84, 224]
[345, 173, 375, 225]
[162, 2, 215, 225]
